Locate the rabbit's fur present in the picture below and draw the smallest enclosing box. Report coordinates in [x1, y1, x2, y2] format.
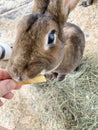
[7, 0, 85, 81]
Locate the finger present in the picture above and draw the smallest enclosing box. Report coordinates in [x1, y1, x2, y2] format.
[3, 92, 14, 99]
[15, 85, 21, 90]
[0, 99, 3, 107]
[0, 79, 16, 97]
[0, 69, 11, 80]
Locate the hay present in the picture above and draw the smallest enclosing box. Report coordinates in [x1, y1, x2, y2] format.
[32, 53, 98, 130]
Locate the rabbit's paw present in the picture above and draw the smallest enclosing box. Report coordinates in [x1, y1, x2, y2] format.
[80, 0, 93, 7]
[57, 74, 66, 81]
[45, 72, 58, 80]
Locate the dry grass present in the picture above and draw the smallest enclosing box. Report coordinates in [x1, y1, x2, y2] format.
[32, 53, 98, 130]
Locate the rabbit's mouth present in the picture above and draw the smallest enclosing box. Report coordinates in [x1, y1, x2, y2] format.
[11, 73, 39, 82]
[7, 65, 43, 82]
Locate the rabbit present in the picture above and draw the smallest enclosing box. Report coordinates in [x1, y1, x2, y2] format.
[7, 0, 85, 81]
[81, 0, 94, 7]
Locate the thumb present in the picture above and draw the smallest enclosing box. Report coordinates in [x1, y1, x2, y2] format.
[0, 79, 16, 97]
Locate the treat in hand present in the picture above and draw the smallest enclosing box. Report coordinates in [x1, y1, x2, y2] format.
[15, 74, 46, 86]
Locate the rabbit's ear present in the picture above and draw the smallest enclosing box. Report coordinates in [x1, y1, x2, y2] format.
[32, 0, 49, 14]
[64, 0, 79, 11]
[47, 0, 79, 24]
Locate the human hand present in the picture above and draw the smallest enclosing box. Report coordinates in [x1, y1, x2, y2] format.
[0, 69, 21, 106]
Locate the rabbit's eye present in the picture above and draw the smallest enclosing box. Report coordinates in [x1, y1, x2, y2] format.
[44, 30, 56, 50]
[48, 30, 56, 45]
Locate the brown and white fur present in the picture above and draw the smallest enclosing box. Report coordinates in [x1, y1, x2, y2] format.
[7, 0, 85, 81]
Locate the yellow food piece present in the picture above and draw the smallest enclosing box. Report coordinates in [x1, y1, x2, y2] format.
[16, 75, 46, 86]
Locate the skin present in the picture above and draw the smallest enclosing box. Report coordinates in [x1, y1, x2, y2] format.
[0, 69, 21, 106]
[0, 69, 21, 130]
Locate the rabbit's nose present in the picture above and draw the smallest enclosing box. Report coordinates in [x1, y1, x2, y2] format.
[17, 76, 22, 82]
[11, 70, 23, 82]
[13, 75, 23, 82]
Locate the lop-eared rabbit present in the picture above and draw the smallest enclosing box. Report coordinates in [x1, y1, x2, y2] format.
[7, 0, 85, 81]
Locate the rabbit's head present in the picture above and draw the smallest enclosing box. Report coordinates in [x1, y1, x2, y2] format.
[7, 0, 79, 81]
